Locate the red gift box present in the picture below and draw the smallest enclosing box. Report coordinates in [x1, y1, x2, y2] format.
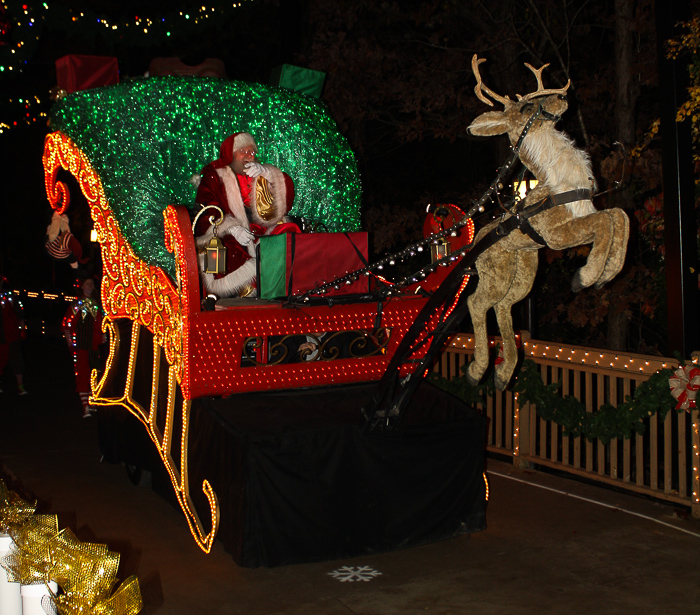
[56, 55, 119, 94]
[258, 232, 370, 299]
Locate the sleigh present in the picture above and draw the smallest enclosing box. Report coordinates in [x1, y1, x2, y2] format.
[42, 55, 630, 565]
[43, 78, 486, 565]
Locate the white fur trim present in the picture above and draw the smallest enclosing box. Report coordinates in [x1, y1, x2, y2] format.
[232, 132, 257, 151]
[198, 253, 257, 297]
[195, 214, 257, 258]
[216, 167, 250, 229]
[195, 214, 242, 243]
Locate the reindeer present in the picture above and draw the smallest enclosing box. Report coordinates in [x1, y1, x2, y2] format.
[465, 55, 629, 390]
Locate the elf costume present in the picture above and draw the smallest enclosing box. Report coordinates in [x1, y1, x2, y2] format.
[62, 286, 104, 417]
[45, 211, 89, 269]
[0, 280, 27, 395]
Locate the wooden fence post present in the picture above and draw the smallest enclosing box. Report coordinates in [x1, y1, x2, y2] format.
[513, 393, 533, 469]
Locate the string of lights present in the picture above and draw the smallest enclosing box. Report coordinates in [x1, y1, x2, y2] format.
[293, 216, 476, 301]
[0, 1, 256, 132]
[290, 109, 543, 302]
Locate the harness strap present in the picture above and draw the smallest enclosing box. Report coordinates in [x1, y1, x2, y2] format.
[519, 188, 592, 219]
[518, 220, 548, 246]
[548, 188, 593, 207]
[495, 188, 593, 246]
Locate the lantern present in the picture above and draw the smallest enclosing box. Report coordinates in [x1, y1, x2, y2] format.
[192, 205, 227, 275]
[514, 178, 539, 201]
[431, 237, 450, 263]
[205, 235, 227, 274]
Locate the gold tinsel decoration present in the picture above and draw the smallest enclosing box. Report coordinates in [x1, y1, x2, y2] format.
[44, 528, 142, 615]
[0, 477, 142, 614]
[0, 478, 37, 534]
[3, 513, 59, 584]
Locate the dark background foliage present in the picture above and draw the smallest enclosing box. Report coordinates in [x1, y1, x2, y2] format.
[1, 0, 696, 354]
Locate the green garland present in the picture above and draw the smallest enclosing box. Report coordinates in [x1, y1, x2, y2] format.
[430, 358, 680, 445]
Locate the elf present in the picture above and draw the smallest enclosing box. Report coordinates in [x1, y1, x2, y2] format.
[45, 210, 89, 270]
[62, 277, 105, 418]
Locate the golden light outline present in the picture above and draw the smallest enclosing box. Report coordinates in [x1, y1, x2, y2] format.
[43, 132, 186, 383]
[88, 318, 219, 552]
[43, 132, 219, 553]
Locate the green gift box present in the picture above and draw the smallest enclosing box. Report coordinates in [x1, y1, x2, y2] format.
[269, 64, 326, 98]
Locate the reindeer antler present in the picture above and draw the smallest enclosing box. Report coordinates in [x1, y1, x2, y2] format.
[471, 55, 512, 107]
[517, 62, 571, 101]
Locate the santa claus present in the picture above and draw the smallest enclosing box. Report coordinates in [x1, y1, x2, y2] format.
[192, 132, 300, 298]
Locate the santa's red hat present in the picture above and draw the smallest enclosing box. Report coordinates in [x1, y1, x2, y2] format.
[191, 132, 259, 186]
[215, 132, 257, 167]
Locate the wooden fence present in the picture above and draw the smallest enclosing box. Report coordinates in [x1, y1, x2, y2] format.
[437, 334, 700, 518]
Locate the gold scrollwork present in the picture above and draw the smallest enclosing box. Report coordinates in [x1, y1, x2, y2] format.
[90, 317, 119, 399]
[242, 328, 393, 366]
[43, 132, 185, 381]
[348, 328, 391, 357]
[44, 132, 217, 553]
[89, 320, 219, 553]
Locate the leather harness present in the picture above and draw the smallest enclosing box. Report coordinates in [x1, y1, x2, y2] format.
[493, 188, 593, 246]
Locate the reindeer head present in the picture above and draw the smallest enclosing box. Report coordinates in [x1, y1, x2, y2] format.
[467, 55, 570, 145]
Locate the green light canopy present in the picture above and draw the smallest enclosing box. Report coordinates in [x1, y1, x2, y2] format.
[49, 76, 362, 276]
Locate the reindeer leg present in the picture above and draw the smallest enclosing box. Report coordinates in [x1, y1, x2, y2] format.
[464, 226, 501, 385]
[569, 211, 613, 292]
[493, 301, 517, 391]
[538, 211, 613, 292]
[467, 245, 536, 387]
[492, 251, 538, 390]
[593, 208, 629, 289]
[466, 243, 513, 385]
[466, 282, 492, 386]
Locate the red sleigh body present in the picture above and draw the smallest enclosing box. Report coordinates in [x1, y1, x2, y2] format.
[43, 132, 444, 553]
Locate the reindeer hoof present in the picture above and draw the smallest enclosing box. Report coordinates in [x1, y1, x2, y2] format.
[571, 270, 586, 293]
[466, 362, 483, 386]
[494, 362, 516, 391]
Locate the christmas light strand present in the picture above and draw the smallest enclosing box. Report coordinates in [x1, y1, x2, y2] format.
[293, 216, 476, 301]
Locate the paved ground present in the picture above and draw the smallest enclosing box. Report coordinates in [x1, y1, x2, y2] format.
[2, 337, 700, 614]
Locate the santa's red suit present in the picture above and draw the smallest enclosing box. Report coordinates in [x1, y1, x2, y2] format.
[193, 132, 299, 297]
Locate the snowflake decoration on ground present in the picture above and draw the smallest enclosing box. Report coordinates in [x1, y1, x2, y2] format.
[328, 566, 382, 582]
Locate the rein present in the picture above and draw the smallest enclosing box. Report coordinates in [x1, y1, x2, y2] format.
[289, 103, 574, 303]
[539, 108, 562, 122]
